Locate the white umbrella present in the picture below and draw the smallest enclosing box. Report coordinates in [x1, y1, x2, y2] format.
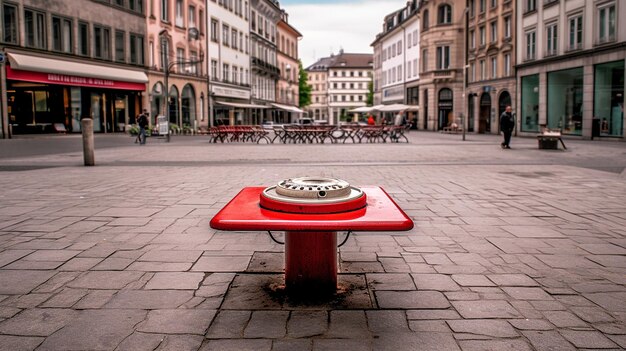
[377, 104, 410, 112]
[348, 106, 374, 113]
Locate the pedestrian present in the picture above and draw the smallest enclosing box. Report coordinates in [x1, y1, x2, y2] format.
[367, 115, 375, 125]
[137, 109, 149, 145]
[500, 105, 514, 149]
[394, 110, 406, 126]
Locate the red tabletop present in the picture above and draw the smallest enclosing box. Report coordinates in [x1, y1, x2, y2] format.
[210, 186, 414, 232]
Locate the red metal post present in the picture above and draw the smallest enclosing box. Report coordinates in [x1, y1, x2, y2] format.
[284, 231, 337, 293]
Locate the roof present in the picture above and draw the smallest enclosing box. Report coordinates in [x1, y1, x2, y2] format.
[328, 53, 373, 69]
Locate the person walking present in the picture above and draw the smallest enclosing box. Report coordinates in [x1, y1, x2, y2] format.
[137, 109, 149, 145]
[500, 105, 514, 149]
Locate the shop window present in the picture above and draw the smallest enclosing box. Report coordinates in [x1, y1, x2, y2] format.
[547, 67, 584, 135]
[2, 4, 18, 44]
[594, 61, 624, 137]
[130, 33, 144, 65]
[78, 22, 89, 56]
[34, 91, 48, 112]
[521, 74, 539, 132]
[24, 8, 46, 49]
[52, 17, 73, 53]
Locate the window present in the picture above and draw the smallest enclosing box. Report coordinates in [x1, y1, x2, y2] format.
[232, 65, 237, 83]
[469, 30, 475, 49]
[407, 62, 411, 78]
[597, 3, 616, 44]
[130, 34, 144, 64]
[521, 74, 539, 132]
[491, 0, 496, 8]
[504, 16, 511, 39]
[525, 30, 536, 60]
[251, 10, 256, 31]
[161, 0, 169, 22]
[546, 22, 558, 56]
[222, 24, 229, 46]
[211, 19, 218, 42]
[594, 61, 624, 136]
[129, 0, 143, 13]
[24, 9, 46, 49]
[504, 53, 510, 76]
[470, 62, 475, 82]
[479, 26, 486, 46]
[211, 60, 218, 79]
[115, 30, 125, 62]
[525, 0, 536, 13]
[422, 49, 428, 72]
[397, 40, 402, 55]
[422, 10, 429, 30]
[94, 26, 111, 59]
[479, 59, 485, 80]
[408, 33, 412, 48]
[231, 29, 237, 49]
[469, 0, 475, 17]
[438, 4, 452, 24]
[245, 35, 248, 53]
[176, 48, 184, 72]
[78, 22, 89, 56]
[413, 30, 417, 46]
[2, 4, 18, 44]
[223, 63, 229, 82]
[392, 43, 396, 57]
[480, 0, 485, 13]
[397, 65, 402, 81]
[547, 67, 583, 135]
[188, 5, 196, 28]
[199, 10, 204, 34]
[490, 21, 497, 43]
[568, 15, 583, 51]
[52, 17, 72, 53]
[436, 46, 450, 69]
[491, 56, 496, 79]
[175, 0, 183, 27]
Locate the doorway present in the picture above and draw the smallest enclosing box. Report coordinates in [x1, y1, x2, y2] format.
[438, 88, 453, 130]
[479, 93, 491, 133]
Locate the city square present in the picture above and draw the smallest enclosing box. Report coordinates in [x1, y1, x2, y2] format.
[0, 132, 624, 350]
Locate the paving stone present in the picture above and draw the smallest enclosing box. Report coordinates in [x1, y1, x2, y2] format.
[487, 274, 538, 286]
[114, 332, 164, 351]
[58, 257, 102, 271]
[0, 335, 44, 351]
[73, 290, 116, 309]
[243, 311, 289, 338]
[0, 270, 55, 294]
[313, 339, 372, 351]
[91, 257, 134, 270]
[271, 339, 313, 351]
[570, 306, 615, 323]
[340, 252, 377, 262]
[138, 250, 203, 262]
[206, 310, 251, 338]
[156, 335, 204, 351]
[366, 273, 415, 290]
[607, 334, 626, 349]
[522, 330, 576, 351]
[40, 288, 88, 308]
[0, 250, 34, 268]
[104, 290, 194, 309]
[508, 318, 555, 330]
[3, 260, 64, 270]
[246, 251, 283, 272]
[451, 274, 495, 287]
[0, 308, 78, 336]
[406, 309, 461, 320]
[287, 311, 328, 338]
[32, 272, 81, 294]
[192, 256, 251, 272]
[412, 273, 461, 291]
[373, 332, 460, 351]
[127, 261, 193, 271]
[409, 320, 451, 332]
[376, 291, 450, 309]
[379, 257, 411, 272]
[543, 311, 589, 328]
[559, 330, 618, 349]
[584, 292, 626, 312]
[326, 310, 369, 338]
[366, 310, 409, 334]
[502, 287, 553, 300]
[38, 309, 146, 350]
[452, 300, 522, 319]
[202, 339, 272, 351]
[67, 271, 143, 289]
[144, 272, 205, 290]
[447, 319, 518, 337]
[458, 339, 533, 351]
[341, 261, 385, 273]
[23, 250, 81, 262]
[0, 306, 21, 319]
[503, 226, 564, 238]
[137, 309, 216, 335]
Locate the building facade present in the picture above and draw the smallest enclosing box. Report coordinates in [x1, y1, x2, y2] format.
[274, 10, 301, 123]
[207, 0, 253, 126]
[517, 0, 625, 139]
[305, 56, 332, 122]
[0, 0, 148, 136]
[250, 0, 280, 124]
[466, 0, 516, 134]
[147, 0, 207, 130]
[327, 51, 373, 125]
[418, 0, 466, 131]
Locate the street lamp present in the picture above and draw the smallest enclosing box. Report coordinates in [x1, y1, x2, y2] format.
[159, 28, 204, 142]
[462, 6, 469, 141]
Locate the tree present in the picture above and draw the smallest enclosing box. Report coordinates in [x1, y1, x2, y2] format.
[298, 60, 312, 108]
[366, 79, 374, 106]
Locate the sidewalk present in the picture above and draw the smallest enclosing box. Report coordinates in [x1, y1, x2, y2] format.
[0, 133, 624, 350]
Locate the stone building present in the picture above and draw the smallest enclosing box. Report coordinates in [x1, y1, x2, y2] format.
[305, 56, 333, 122]
[466, 0, 516, 134]
[0, 0, 148, 136]
[274, 10, 302, 123]
[147, 0, 207, 130]
[516, 0, 625, 140]
[327, 51, 373, 125]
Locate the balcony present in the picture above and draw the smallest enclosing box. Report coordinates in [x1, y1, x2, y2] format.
[433, 69, 455, 81]
[251, 57, 280, 77]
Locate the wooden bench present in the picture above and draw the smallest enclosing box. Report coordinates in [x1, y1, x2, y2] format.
[537, 131, 567, 150]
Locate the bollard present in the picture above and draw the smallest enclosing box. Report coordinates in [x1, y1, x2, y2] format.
[81, 118, 95, 166]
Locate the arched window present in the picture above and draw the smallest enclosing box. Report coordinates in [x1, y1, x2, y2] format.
[422, 10, 429, 30]
[438, 4, 452, 24]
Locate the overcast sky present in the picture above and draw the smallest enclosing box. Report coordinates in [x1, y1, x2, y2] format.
[280, 0, 401, 67]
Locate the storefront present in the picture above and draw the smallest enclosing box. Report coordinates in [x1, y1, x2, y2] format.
[210, 84, 258, 126]
[5, 53, 147, 134]
[594, 61, 624, 137]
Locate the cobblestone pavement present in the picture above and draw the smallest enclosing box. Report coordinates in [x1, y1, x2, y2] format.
[0, 132, 624, 350]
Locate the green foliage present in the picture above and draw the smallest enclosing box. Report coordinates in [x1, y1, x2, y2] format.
[169, 123, 180, 133]
[298, 60, 312, 108]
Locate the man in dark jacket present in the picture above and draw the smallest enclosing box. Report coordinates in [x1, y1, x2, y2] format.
[137, 110, 149, 145]
[500, 105, 514, 149]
